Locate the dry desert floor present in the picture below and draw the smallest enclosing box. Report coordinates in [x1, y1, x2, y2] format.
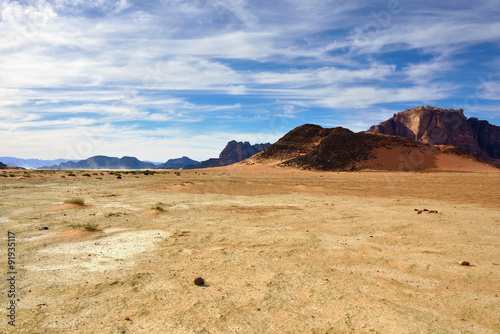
[1, 167, 499, 333]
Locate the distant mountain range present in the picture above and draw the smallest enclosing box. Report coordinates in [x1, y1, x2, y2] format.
[43, 156, 157, 170]
[3, 141, 269, 170]
[0, 157, 77, 169]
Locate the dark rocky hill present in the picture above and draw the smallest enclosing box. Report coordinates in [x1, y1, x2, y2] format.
[184, 141, 271, 169]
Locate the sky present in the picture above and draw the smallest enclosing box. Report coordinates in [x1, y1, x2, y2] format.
[1, 0, 499, 162]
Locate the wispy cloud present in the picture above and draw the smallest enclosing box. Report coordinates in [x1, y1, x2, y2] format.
[1, 0, 499, 160]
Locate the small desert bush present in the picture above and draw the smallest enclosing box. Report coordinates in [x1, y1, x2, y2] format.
[82, 173, 91, 177]
[67, 172, 76, 177]
[63, 198, 86, 206]
[151, 203, 165, 211]
[71, 222, 100, 231]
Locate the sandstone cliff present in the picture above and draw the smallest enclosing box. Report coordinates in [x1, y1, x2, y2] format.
[367, 106, 499, 160]
[467, 118, 500, 159]
[367, 106, 482, 156]
[184, 141, 271, 169]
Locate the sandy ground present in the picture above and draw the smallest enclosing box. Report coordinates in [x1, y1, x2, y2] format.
[1, 167, 499, 333]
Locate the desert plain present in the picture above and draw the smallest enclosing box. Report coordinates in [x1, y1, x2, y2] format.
[1, 166, 499, 333]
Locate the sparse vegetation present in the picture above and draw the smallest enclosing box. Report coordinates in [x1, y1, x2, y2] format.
[64, 198, 86, 206]
[71, 222, 100, 231]
[82, 173, 91, 177]
[174, 171, 181, 176]
[151, 203, 165, 211]
[67, 172, 76, 177]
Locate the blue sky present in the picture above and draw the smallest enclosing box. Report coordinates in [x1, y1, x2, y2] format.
[1, 0, 499, 161]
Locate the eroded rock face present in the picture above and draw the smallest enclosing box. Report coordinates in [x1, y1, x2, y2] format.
[467, 118, 500, 159]
[368, 106, 482, 156]
[184, 141, 271, 169]
[219, 141, 271, 165]
[0, 162, 7, 169]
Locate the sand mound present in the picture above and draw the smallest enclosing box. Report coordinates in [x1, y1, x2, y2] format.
[53, 226, 101, 240]
[47, 202, 90, 211]
[144, 209, 164, 217]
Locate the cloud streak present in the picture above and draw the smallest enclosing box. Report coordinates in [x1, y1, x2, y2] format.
[1, 0, 499, 160]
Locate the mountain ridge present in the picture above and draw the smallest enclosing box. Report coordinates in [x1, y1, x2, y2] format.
[243, 123, 499, 172]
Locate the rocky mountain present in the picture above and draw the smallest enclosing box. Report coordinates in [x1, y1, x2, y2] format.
[156, 156, 199, 169]
[466, 118, 500, 159]
[243, 124, 499, 171]
[0, 157, 77, 169]
[0, 162, 8, 169]
[367, 106, 499, 160]
[43, 156, 157, 170]
[184, 141, 271, 169]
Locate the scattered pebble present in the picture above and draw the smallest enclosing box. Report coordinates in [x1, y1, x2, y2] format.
[194, 277, 205, 286]
[35, 227, 49, 230]
[415, 209, 439, 214]
[459, 261, 470, 266]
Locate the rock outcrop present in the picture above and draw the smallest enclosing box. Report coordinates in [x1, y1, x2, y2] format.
[243, 124, 499, 171]
[0, 162, 8, 169]
[184, 141, 271, 169]
[367, 106, 500, 160]
[367, 106, 482, 156]
[466, 118, 500, 159]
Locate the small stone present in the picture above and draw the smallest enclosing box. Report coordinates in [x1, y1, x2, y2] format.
[459, 261, 470, 266]
[417, 210, 423, 214]
[194, 277, 205, 286]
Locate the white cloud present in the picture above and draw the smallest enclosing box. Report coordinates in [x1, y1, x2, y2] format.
[1, 0, 499, 160]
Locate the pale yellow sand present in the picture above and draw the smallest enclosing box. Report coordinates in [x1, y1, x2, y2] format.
[1, 168, 499, 333]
